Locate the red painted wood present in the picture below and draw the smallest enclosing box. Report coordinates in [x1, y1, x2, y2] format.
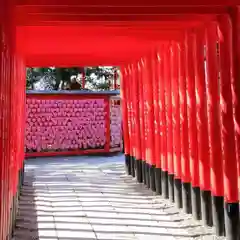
[229, 7, 240, 178]
[1, 0, 240, 238]
[185, 32, 199, 188]
[205, 22, 224, 197]
[15, 0, 236, 7]
[138, 62, 146, 162]
[179, 40, 190, 183]
[121, 67, 130, 155]
[165, 44, 174, 175]
[152, 52, 161, 169]
[25, 149, 108, 158]
[145, 56, 155, 166]
[15, 5, 226, 16]
[194, 28, 211, 192]
[160, 45, 168, 172]
[132, 64, 142, 160]
[125, 67, 134, 158]
[171, 42, 181, 179]
[218, 14, 239, 203]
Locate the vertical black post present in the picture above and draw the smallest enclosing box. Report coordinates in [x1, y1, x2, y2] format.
[224, 202, 239, 240]
[145, 163, 150, 189]
[130, 156, 135, 177]
[182, 182, 192, 214]
[125, 154, 131, 175]
[191, 186, 201, 220]
[136, 160, 143, 183]
[142, 161, 147, 185]
[174, 178, 182, 208]
[200, 190, 213, 226]
[154, 168, 162, 195]
[212, 196, 225, 236]
[162, 170, 169, 199]
[168, 173, 174, 202]
[149, 165, 156, 192]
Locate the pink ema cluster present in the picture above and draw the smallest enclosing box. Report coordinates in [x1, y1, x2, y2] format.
[25, 98, 106, 152]
[110, 104, 122, 147]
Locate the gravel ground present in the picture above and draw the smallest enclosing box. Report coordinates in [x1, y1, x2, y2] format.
[13, 154, 226, 240]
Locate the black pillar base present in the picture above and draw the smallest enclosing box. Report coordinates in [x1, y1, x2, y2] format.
[22, 160, 25, 186]
[19, 169, 22, 191]
[174, 178, 182, 208]
[12, 195, 17, 234]
[200, 190, 213, 227]
[130, 156, 135, 178]
[191, 186, 201, 220]
[154, 168, 162, 195]
[168, 174, 174, 203]
[9, 197, 14, 239]
[122, 137, 125, 154]
[182, 182, 192, 214]
[142, 161, 147, 185]
[149, 165, 156, 192]
[136, 160, 143, 183]
[212, 196, 225, 236]
[162, 170, 169, 199]
[125, 154, 131, 175]
[145, 163, 150, 189]
[8, 194, 17, 240]
[224, 202, 239, 240]
[18, 169, 22, 200]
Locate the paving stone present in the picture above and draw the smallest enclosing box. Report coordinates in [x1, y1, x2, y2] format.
[54, 216, 89, 223]
[96, 232, 137, 240]
[13, 154, 226, 240]
[55, 222, 93, 231]
[56, 229, 96, 239]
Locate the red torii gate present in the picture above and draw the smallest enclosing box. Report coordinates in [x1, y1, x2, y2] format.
[0, 1, 240, 240]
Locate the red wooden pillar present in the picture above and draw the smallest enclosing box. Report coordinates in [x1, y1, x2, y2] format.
[1, 43, 7, 240]
[14, 58, 22, 198]
[2, 26, 13, 238]
[10, 38, 18, 234]
[1, 1, 26, 236]
[229, 6, 240, 196]
[146, 54, 156, 191]
[15, 56, 25, 188]
[205, 22, 224, 234]
[171, 42, 182, 208]
[165, 44, 174, 202]
[185, 32, 201, 219]
[161, 44, 169, 198]
[141, 57, 152, 188]
[2, 36, 10, 240]
[194, 28, 212, 226]
[138, 60, 147, 184]
[132, 63, 143, 183]
[121, 67, 131, 174]
[179, 39, 191, 213]
[0, 26, 4, 240]
[128, 66, 134, 174]
[127, 65, 136, 177]
[218, 15, 239, 240]
[19, 58, 26, 186]
[153, 52, 162, 195]
[0, 32, 2, 239]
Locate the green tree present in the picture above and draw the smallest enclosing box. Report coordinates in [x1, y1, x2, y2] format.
[26, 67, 118, 91]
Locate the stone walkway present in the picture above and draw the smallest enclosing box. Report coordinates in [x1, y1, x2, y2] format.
[13, 154, 225, 240]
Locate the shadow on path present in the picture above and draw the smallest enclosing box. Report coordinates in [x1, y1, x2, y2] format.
[12, 154, 226, 240]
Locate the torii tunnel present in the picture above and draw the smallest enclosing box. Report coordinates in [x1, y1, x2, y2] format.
[1, 1, 240, 240]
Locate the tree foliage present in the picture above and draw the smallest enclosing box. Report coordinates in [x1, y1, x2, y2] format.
[26, 67, 119, 91]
